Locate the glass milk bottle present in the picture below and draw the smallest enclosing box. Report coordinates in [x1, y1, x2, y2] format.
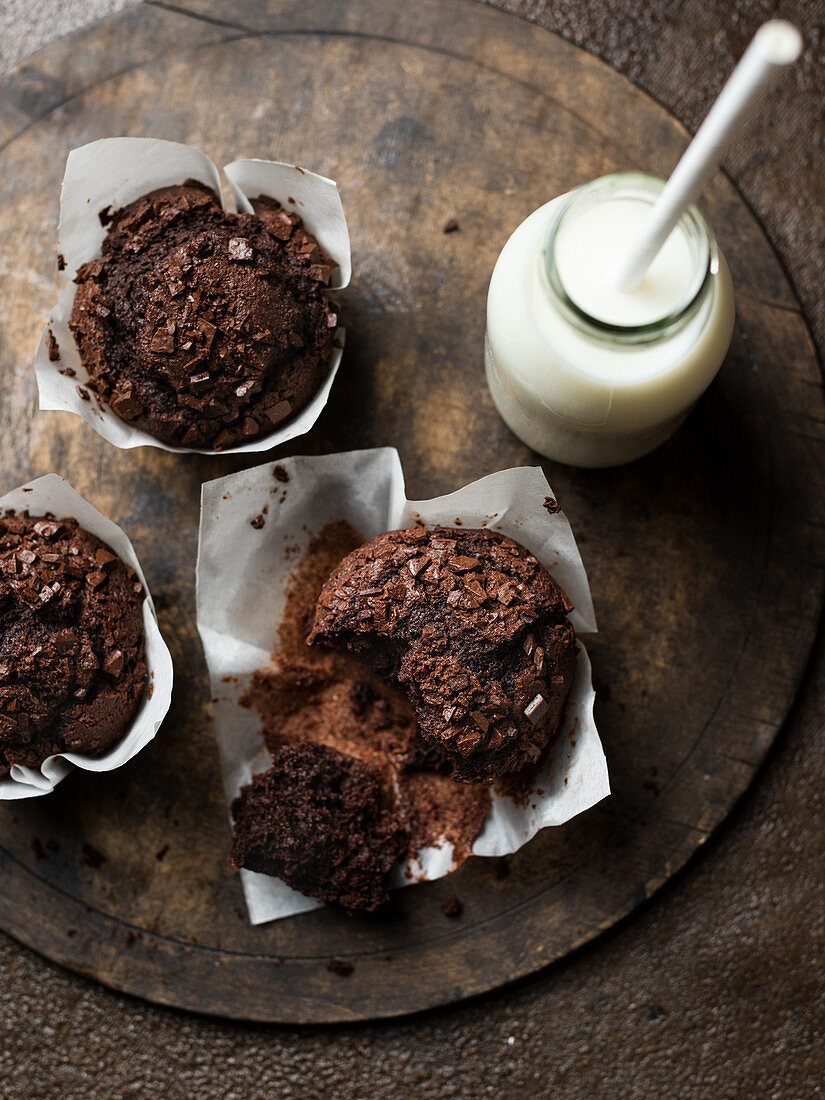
[484, 173, 735, 467]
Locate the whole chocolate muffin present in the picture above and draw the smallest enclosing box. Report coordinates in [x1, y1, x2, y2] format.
[230, 741, 408, 912]
[0, 512, 147, 772]
[308, 526, 577, 783]
[69, 183, 339, 450]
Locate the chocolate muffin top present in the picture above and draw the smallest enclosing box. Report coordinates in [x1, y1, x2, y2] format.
[0, 512, 147, 772]
[230, 741, 408, 912]
[69, 183, 338, 450]
[308, 526, 577, 782]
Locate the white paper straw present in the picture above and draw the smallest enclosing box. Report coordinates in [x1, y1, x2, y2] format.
[614, 20, 802, 293]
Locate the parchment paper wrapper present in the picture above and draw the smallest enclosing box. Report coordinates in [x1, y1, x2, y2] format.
[197, 448, 608, 924]
[0, 474, 174, 799]
[34, 137, 351, 455]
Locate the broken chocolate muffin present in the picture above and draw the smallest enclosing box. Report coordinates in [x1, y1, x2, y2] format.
[230, 741, 407, 912]
[69, 182, 339, 450]
[308, 526, 577, 783]
[0, 512, 147, 772]
[239, 520, 492, 876]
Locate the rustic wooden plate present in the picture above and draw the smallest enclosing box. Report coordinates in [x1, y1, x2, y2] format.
[0, 0, 822, 1024]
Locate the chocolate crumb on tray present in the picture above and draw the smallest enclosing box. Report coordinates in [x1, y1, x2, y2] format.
[69, 182, 339, 450]
[308, 526, 577, 783]
[0, 511, 147, 773]
[327, 957, 355, 977]
[441, 894, 463, 918]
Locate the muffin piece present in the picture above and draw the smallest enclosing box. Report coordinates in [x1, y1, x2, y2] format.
[308, 526, 577, 783]
[230, 742, 407, 912]
[0, 511, 147, 772]
[69, 182, 339, 450]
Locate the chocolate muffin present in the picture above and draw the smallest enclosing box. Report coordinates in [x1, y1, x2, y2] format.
[69, 182, 339, 450]
[230, 741, 408, 912]
[0, 512, 147, 772]
[308, 526, 577, 783]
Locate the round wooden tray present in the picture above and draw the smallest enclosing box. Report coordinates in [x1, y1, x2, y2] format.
[0, 0, 822, 1024]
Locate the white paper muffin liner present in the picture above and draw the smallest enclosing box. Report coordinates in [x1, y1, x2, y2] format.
[196, 448, 609, 924]
[34, 137, 351, 455]
[0, 474, 174, 799]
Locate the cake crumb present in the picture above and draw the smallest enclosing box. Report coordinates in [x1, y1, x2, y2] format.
[443, 218, 459, 233]
[47, 328, 60, 361]
[441, 894, 463, 918]
[326, 957, 354, 977]
[543, 496, 560, 515]
[81, 843, 106, 869]
[250, 513, 266, 530]
[272, 464, 290, 483]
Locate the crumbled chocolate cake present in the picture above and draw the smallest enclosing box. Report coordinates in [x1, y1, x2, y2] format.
[69, 182, 339, 450]
[230, 742, 407, 913]
[308, 526, 577, 783]
[0, 512, 146, 772]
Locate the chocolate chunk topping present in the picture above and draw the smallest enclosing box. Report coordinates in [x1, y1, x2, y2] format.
[103, 649, 125, 677]
[228, 237, 254, 262]
[33, 521, 62, 540]
[524, 693, 549, 724]
[149, 326, 175, 354]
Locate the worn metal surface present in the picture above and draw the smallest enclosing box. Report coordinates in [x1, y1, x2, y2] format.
[0, 0, 823, 1092]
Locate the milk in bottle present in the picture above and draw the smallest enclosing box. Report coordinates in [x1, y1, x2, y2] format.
[484, 173, 735, 467]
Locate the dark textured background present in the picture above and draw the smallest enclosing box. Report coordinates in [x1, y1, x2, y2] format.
[1, 1, 823, 1096]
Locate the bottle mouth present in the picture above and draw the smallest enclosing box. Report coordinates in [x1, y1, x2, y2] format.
[544, 173, 717, 345]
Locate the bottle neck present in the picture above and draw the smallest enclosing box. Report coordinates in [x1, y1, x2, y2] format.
[541, 173, 718, 347]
